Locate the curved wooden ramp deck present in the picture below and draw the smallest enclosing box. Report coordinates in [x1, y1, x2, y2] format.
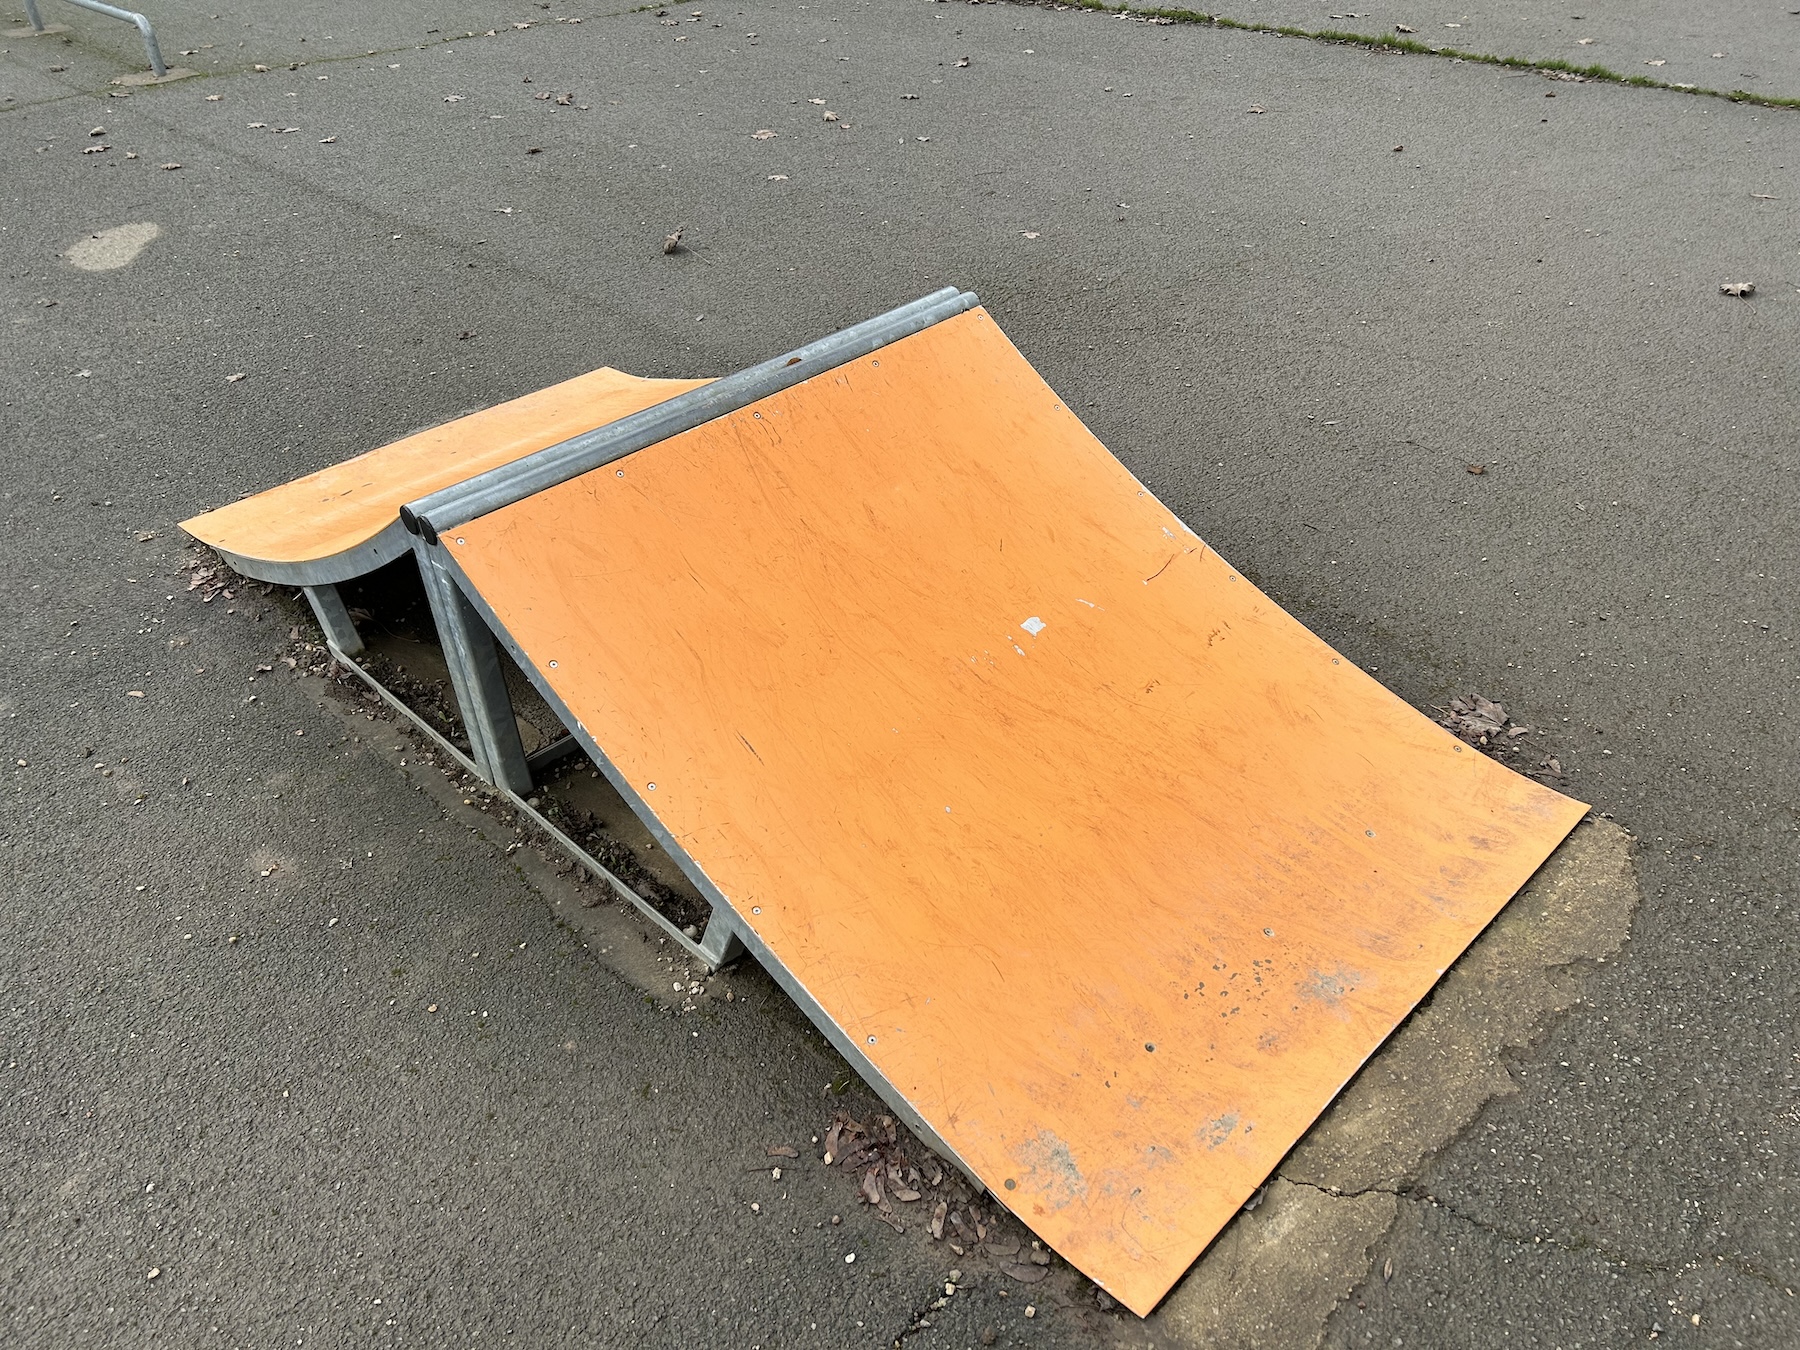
[185, 296, 1584, 1316]
[182, 366, 708, 585]
[437, 307, 1585, 1314]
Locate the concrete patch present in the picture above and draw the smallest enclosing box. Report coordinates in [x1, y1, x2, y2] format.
[1155, 1178, 1400, 1348]
[1151, 818, 1639, 1347]
[64, 222, 160, 272]
[110, 68, 196, 86]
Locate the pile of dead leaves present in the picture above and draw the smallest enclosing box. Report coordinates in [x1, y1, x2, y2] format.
[180, 555, 234, 604]
[820, 1111, 1052, 1284]
[1436, 693, 1562, 779]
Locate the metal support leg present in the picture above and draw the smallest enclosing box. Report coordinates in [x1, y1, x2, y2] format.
[415, 544, 533, 796]
[697, 908, 746, 967]
[62, 0, 167, 76]
[23, 0, 44, 30]
[302, 583, 364, 657]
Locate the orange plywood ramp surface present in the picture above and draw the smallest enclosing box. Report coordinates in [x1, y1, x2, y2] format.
[446, 309, 1585, 1314]
[182, 366, 708, 581]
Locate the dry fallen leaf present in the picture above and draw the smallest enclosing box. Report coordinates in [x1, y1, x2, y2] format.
[319, 136, 337, 144]
[999, 1260, 1048, 1284]
[1577, 36, 1595, 45]
[160, 162, 181, 170]
[83, 144, 109, 155]
[663, 229, 684, 254]
[809, 98, 825, 105]
[1720, 282, 1755, 297]
[1395, 23, 1416, 33]
[1247, 104, 1265, 114]
[751, 129, 776, 139]
[767, 1144, 799, 1158]
[554, 92, 574, 105]
[206, 94, 222, 101]
[1466, 463, 1486, 475]
[822, 110, 839, 122]
[930, 1200, 947, 1239]
[253, 64, 269, 72]
[956, 56, 970, 67]
[226, 373, 246, 382]
[767, 173, 788, 180]
[1646, 58, 1666, 66]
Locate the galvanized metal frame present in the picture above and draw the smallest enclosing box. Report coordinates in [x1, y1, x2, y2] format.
[301, 583, 364, 657]
[24, 0, 168, 76]
[413, 540, 533, 796]
[325, 632, 735, 965]
[208, 520, 415, 590]
[429, 543, 973, 1179]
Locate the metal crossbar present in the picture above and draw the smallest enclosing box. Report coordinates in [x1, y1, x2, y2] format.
[23, 0, 167, 77]
[322, 603, 744, 971]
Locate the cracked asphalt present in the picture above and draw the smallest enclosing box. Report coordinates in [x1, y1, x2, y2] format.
[3, 1, 1798, 1346]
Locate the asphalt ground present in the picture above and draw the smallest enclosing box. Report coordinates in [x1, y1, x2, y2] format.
[3, 1, 1798, 1347]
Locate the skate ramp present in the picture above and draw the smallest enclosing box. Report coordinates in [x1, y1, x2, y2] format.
[426, 305, 1588, 1314]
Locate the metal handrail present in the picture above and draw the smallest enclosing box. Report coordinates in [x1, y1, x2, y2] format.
[24, 0, 167, 78]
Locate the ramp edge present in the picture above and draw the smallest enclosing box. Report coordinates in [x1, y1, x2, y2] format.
[427, 543, 987, 1189]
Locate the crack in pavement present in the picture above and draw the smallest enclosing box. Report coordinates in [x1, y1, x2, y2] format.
[1147, 818, 1642, 1348]
[1414, 1187, 1796, 1298]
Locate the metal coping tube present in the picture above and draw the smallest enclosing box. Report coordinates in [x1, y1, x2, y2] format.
[62, 0, 167, 75]
[402, 287, 978, 542]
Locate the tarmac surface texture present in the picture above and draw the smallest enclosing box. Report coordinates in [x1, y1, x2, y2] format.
[3, 1, 1797, 1347]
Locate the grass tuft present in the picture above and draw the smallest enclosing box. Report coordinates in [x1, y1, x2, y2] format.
[1023, 0, 1800, 112]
